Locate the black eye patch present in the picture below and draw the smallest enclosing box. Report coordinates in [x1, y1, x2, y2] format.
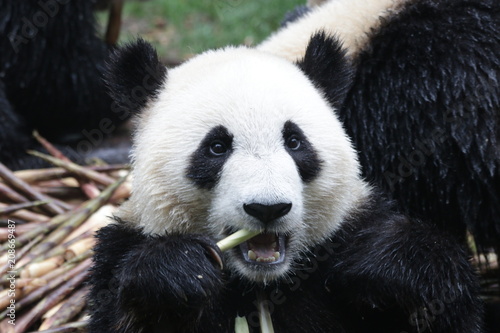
[186, 125, 233, 189]
[282, 121, 322, 182]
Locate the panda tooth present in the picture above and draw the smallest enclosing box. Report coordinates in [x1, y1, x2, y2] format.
[248, 250, 257, 261]
[274, 252, 280, 260]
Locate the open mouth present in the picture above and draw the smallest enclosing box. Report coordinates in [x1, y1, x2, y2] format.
[239, 233, 286, 264]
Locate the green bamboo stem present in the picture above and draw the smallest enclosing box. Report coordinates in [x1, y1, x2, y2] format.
[216, 229, 261, 252]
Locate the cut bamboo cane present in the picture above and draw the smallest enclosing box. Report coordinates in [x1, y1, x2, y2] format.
[33, 131, 101, 200]
[7, 212, 72, 266]
[0, 222, 43, 242]
[38, 286, 89, 330]
[22, 250, 93, 297]
[0, 181, 29, 203]
[28, 150, 130, 200]
[0, 162, 64, 215]
[27, 151, 116, 186]
[216, 229, 261, 252]
[33, 186, 84, 199]
[0, 234, 44, 276]
[21, 256, 65, 279]
[22, 262, 79, 294]
[40, 230, 93, 264]
[5, 258, 91, 317]
[0, 200, 50, 215]
[14, 267, 90, 332]
[64, 238, 95, 261]
[42, 300, 66, 320]
[0, 203, 50, 223]
[13, 164, 129, 183]
[61, 204, 115, 244]
[18, 175, 127, 266]
[29, 320, 87, 333]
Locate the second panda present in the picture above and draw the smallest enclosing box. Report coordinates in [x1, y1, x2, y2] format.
[88, 36, 482, 332]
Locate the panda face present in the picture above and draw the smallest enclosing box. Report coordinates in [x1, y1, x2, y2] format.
[187, 117, 322, 281]
[122, 46, 368, 283]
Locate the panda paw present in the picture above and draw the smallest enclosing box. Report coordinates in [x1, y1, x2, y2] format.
[116, 233, 225, 314]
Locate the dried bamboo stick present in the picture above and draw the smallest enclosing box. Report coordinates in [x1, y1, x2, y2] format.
[42, 300, 66, 320]
[8, 258, 91, 316]
[33, 131, 101, 199]
[0, 162, 64, 215]
[32, 131, 66, 160]
[15, 278, 34, 288]
[21, 175, 126, 264]
[64, 238, 95, 261]
[61, 204, 116, 243]
[0, 234, 44, 276]
[36, 178, 79, 188]
[2, 212, 71, 255]
[13, 168, 68, 183]
[40, 230, 93, 264]
[0, 200, 49, 215]
[14, 265, 90, 332]
[13, 164, 129, 183]
[0, 288, 20, 310]
[33, 186, 84, 199]
[29, 320, 87, 333]
[21, 256, 65, 279]
[39, 286, 89, 330]
[0, 222, 43, 242]
[0, 203, 50, 223]
[28, 150, 130, 201]
[22, 262, 79, 294]
[0, 181, 29, 203]
[0, 259, 79, 322]
[19, 244, 93, 296]
[27, 151, 116, 186]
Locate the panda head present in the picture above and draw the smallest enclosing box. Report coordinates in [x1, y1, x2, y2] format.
[108, 34, 369, 283]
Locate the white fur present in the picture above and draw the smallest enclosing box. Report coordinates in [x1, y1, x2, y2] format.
[258, 0, 407, 61]
[119, 47, 370, 282]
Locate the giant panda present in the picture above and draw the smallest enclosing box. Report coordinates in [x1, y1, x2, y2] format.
[0, 0, 130, 170]
[259, 0, 500, 258]
[88, 37, 482, 333]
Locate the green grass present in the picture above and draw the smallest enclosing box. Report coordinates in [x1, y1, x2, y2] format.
[103, 0, 303, 62]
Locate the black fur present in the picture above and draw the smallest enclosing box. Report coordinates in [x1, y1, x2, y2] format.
[88, 195, 483, 332]
[0, 79, 32, 167]
[105, 38, 167, 117]
[295, 1, 500, 254]
[88, 221, 225, 333]
[296, 32, 353, 110]
[282, 120, 322, 182]
[338, 0, 500, 252]
[0, 0, 131, 170]
[186, 125, 234, 190]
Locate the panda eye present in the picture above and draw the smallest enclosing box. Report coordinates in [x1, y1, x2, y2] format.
[209, 141, 228, 156]
[286, 136, 301, 150]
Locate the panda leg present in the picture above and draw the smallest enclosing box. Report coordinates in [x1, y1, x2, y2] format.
[327, 209, 483, 333]
[88, 221, 225, 333]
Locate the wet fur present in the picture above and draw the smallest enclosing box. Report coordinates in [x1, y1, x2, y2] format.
[0, 0, 129, 169]
[88, 34, 483, 332]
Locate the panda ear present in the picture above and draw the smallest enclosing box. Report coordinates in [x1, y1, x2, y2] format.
[105, 38, 167, 114]
[296, 32, 353, 110]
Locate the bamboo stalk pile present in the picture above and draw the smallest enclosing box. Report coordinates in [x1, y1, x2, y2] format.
[0, 133, 131, 333]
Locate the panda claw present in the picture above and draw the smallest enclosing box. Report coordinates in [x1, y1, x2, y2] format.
[205, 245, 224, 270]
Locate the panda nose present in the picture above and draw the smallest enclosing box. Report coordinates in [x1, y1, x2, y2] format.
[243, 203, 292, 224]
